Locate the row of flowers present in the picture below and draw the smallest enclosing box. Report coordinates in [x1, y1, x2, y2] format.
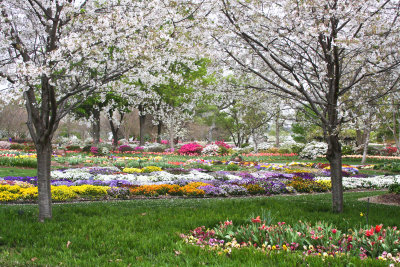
[1, 165, 400, 202]
[181, 218, 400, 263]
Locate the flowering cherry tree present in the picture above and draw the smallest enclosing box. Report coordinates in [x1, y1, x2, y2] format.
[202, 0, 400, 212]
[0, 0, 204, 220]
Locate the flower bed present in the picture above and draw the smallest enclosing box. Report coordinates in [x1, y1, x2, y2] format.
[181, 217, 400, 264]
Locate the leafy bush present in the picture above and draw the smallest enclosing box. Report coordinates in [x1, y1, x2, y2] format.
[278, 148, 291, 154]
[290, 144, 305, 154]
[226, 164, 239, 171]
[146, 146, 166, 153]
[10, 143, 25, 150]
[240, 143, 250, 148]
[82, 145, 92, 153]
[119, 144, 134, 152]
[341, 145, 354, 155]
[388, 183, 400, 194]
[265, 147, 279, 153]
[65, 145, 81, 151]
[178, 143, 203, 155]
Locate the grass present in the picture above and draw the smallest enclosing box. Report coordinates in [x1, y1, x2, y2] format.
[0, 167, 37, 178]
[0, 191, 398, 266]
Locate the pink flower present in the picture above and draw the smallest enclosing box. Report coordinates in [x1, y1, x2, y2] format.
[332, 229, 337, 234]
[251, 216, 261, 223]
[224, 220, 233, 226]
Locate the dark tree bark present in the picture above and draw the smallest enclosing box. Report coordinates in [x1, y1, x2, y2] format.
[92, 108, 101, 144]
[275, 109, 280, 148]
[24, 77, 60, 222]
[108, 111, 125, 149]
[36, 140, 53, 221]
[157, 121, 163, 143]
[326, 135, 343, 213]
[138, 105, 146, 146]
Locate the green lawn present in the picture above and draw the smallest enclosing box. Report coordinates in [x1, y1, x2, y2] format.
[0, 191, 398, 266]
[0, 167, 37, 178]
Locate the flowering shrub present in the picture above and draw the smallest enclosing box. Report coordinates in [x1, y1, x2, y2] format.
[202, 144, 220, 156]
[382, 146, 398, 156]
[181, 218, 400, 263]
[119, 144, 134, 152]
[161, 140, 169, 144]
[90, 146, 98, 154]
[0, 141, 11, 150]
[134, 146, 144, 151]
[299, 141, 328, 160]
[178, 143, 203, 155]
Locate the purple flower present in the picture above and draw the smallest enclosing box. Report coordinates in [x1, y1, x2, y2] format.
[198, 185, 227, 196]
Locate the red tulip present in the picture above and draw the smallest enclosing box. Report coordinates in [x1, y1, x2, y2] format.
[375, 225, 382, 233]
[251, 216, 261, 223]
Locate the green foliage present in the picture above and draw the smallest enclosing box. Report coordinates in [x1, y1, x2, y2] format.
[373, 162, 400, 172]
[0, 168, 37, 178]
[0, 157, 37, 168]
[388, 183, 400, 194]
[0, 192, 397, 266]
[341, 145, 354, 155]
[9, 143, 24, 150]
[291, 123, 307, 143]
[226, 164, 239, 171]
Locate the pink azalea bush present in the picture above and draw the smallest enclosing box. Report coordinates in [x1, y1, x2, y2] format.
[178, 143, 203, 155]
[215, 140, 231, 149]
[119, 144, 134, 152]
[90, 146, 98, 154]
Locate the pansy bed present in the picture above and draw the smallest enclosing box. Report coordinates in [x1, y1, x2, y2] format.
[1, 162, 400, 203]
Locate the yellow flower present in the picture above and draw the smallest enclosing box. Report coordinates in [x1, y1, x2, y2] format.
[360, 212, 364, 217]
[282, 244, 287, 251]
[272, 245, 276, 250]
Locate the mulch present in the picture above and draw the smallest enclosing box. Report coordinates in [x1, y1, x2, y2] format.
[359, 193, 400, 207]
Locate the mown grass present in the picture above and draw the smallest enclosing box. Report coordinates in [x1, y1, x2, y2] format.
[0, 191, 398, 266]
[0, 167, 37, 178]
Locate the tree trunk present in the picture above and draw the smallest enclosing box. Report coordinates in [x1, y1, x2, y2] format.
[326, 135, 343, 213]
[157, 121, 162, 143]
[169, 127, 175, 151]
[361, 121, 371, 164]
[208, 120, 216, 142]
[36, 141, 53, 222]
[252, 130, 258, 153]
[112, 129, 118, 148]
[356, 129, 364, 147]
[275, 113, 280, 148]
[92, 108, 101, 144]
[139, 114, 146, 146]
